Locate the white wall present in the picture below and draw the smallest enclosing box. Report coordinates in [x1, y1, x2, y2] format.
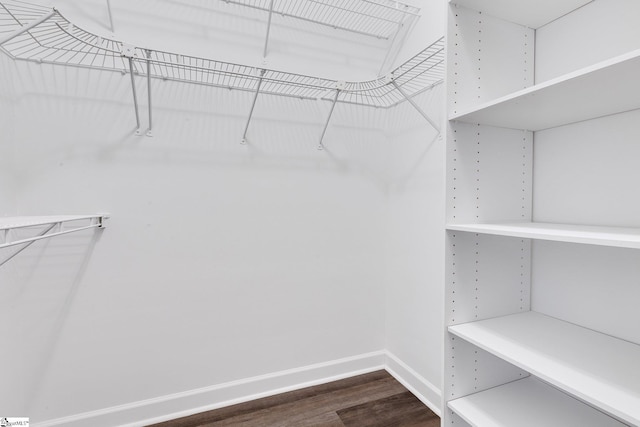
[384, 0, 446, 413]
[384, 83, 444, 411]
[4, 57, 390, 424]
[0, 53, 16, 214]
[1, 0, 447, 424]
[0, 53, 20, 417]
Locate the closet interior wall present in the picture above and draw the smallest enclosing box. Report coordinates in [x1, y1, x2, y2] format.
[5, 56, 390, 424]
[532, 0, 640, 344]
[385, 81, 445, 410]
[384, 0, 445, 411]
[0, 0, 446, 425]
[0, 49, 18, 412]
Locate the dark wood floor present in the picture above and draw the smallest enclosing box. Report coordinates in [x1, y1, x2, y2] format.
[149, 370, 440, 427]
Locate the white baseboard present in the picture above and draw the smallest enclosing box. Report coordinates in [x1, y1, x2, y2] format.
[33, 351, 387, 427]
[33, 350, 442, 427]
[384, 351, 442, 417]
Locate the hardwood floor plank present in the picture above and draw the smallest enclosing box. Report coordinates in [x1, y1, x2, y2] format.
[149, 371, 390, 427]
[337, 391, 439, 427]
[206, 376, 406, 426]
[147, 370, 439, 427]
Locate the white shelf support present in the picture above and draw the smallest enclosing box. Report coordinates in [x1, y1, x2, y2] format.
[241, 68, 265, 145]
[262, 0, 275, 58]
[391, 78, 440, 133]
[0, 215, 109, 267]
[0, 8, 55, 45]
[0, 223, 56, 268]
[317, 84, 343, 150]
[146, 49, 153, 137]
[122, 44, 142, 136]
[106, 0, 114, 32]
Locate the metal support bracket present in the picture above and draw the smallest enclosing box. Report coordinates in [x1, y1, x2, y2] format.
[263, 0, 275, 58]
[145, 49, 153, 137]
[389, 75, 441, 133]
[0, 8, 56, 46]
[241, 68, 266, 145]
[0, 215, 109, 268]
[106, 0, 115, 32]
[0, 223, 56, 268]
[317, 81, 344, 150]
[122, 44, 142, 135]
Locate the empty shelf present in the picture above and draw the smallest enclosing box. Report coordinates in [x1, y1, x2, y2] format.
[449, 311, 640, 426]
[449, 377, 626, 427]
[449, 48, 640, 131]
[448, 0, 591, 29]
[446, 222, 640, 249]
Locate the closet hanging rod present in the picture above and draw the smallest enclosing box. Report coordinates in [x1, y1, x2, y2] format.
[0, 1, 443, 110]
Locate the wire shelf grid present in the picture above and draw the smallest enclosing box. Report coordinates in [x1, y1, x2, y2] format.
[0, 0, 443, 109]
[218, 0, 420, 40]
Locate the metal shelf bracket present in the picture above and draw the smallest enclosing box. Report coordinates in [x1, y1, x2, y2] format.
[0, 215, 109, 268]
[121, 44, 142, 136]
[317, 81, 345, 151]
[387, 73, 441, 133]
[145, 49, 153, 137]
[241, 68, 266, 145]
[262, 0, 275, 58]
[106, 0, 114, 32]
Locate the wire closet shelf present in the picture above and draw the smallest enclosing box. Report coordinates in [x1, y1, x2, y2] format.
[0, 0, 444, 109]
[219, 0, 421, 40]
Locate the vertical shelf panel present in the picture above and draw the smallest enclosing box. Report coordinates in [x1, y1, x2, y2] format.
[447, 122, 532, 224]
[448, 4, 534, 117]
[446, 232, 530, 326]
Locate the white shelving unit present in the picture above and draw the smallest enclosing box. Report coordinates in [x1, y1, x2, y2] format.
[0, 215, 108, 267]
[445, 0, 640, 426]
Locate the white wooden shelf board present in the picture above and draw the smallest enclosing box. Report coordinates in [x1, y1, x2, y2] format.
[446, 222, 640, 249]
[448, 377, 626, 427]
[449, 48, 640, 131]
[0, 215, 104, 231]
[449, 0, 592, 28]
[448, 311, 640, 426]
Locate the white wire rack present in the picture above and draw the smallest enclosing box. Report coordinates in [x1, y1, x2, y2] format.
[0, 0, 444, 145]
[0, 215, 108, 267]
[218, 0, 420, 40]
